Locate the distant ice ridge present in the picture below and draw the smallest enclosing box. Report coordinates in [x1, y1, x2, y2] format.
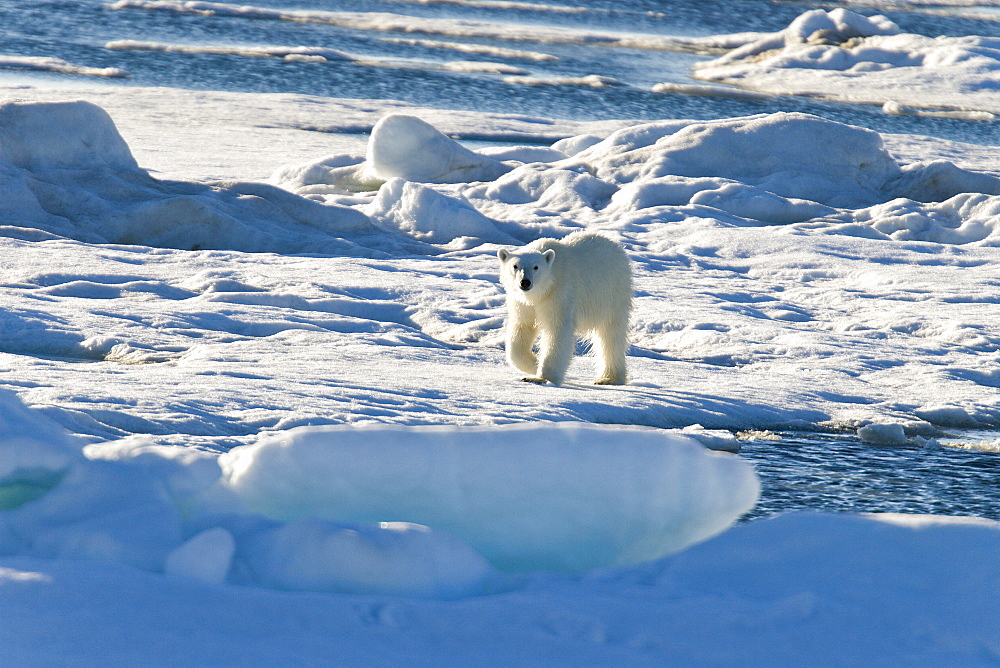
[377, 37, 558, 62]
[104, 40, 529, 75]
[105, 40, 355, 62]
[692, 7, 1000, 118]
[0, 389, 758, 597]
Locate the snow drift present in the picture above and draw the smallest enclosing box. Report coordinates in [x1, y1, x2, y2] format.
[0, 99, 396, 255]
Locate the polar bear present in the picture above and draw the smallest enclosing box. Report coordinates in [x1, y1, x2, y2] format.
[497, 231, 632, 386]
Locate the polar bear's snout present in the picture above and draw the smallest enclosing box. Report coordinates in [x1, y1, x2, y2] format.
[519, 277, 532, 291]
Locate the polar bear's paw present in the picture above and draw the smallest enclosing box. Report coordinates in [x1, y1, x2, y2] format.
[521, 376, 549, 385]
[594, 375, 626, 386]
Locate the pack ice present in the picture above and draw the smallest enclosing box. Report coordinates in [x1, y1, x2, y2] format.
[2, 92, 1000, 605]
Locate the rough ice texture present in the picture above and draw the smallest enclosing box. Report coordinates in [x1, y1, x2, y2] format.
[219, 422, 760, 573]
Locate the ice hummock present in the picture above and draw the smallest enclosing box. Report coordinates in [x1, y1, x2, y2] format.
[276, 110, 1000, 247]
[219, 422, 760, 573]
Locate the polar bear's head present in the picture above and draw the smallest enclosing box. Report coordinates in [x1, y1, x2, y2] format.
[498, 247, 556, 303]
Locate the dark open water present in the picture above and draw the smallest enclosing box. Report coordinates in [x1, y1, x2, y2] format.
[3, 0, 1000, 145]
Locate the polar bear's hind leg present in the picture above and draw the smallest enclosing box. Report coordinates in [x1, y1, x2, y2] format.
[593, 317, 628, 386]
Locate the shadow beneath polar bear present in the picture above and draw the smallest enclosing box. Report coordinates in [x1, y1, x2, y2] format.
[551, 380, 828, 433]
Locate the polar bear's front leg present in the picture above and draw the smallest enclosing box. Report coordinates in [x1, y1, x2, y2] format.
[506, 318, 539, 375]
[524, 305, 575, 386]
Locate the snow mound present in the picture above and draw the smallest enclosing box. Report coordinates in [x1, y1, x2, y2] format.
[367, 114, 512, 184]
[366, 178, 517, 247]
[575, 112, 900, 209]
[557, 112, 1000, 220]
[0, 413, 492, 597]
[0, 397, 758, 597]
[270, 114, 514, 195]
[0, 99, 409, 255]
[468, 162, 618, 213]
[607, 175, 836, 224]
[803, 192, 1000, 244]
[272, 111, 1000, 242]
[219, 422, 761, 573]
[0, 100, 138, 171]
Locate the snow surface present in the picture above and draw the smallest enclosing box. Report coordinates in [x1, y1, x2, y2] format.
[1, 70, 1000, 662]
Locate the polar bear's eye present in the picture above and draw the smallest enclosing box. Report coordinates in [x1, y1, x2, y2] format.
[512, 263, 519, 270]
[534, 266, 539, 270]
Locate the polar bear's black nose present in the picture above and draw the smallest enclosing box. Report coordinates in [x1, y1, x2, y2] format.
[520, 278, 531, 291]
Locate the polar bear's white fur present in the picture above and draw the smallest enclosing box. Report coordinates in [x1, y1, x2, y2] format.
[497, 231, 632, 386]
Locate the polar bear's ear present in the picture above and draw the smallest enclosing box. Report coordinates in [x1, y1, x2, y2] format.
[497, 249, 509, 262]
[543, 249, 555, 264]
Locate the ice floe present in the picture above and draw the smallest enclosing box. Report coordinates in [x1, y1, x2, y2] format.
[1, 67, 999, 662]
[1, 94, 999, 440]
[219, 422, 759, 573]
